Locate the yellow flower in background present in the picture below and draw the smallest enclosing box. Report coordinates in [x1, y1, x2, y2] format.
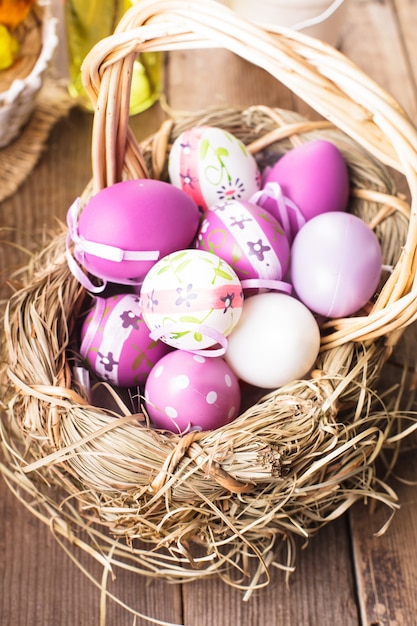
[0, 0, 35, 71]
[0, 0, 35, 29]
[0, 23, 18, 70]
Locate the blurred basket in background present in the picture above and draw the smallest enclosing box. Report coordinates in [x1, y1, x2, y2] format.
[0, 0, 57, 149]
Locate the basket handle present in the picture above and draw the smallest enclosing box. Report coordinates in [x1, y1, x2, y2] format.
[81, 0, 417, 193]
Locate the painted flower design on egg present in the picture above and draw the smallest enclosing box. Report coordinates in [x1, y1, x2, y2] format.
[220, 292, 236, 314]
[216, 177, 246, 202]
[97, 351, 118, 373]
[247, 239, 271, 262]
[175, 284, 197, 307]
[229, 214, 252, 230]
[120, 308, 141, 329]
[145, 289, 159, 312]
[196, 200, 291, 295]
[79, 293, 171, 387]
[180, 167, 199, 192]
[179, 139, 193, 154]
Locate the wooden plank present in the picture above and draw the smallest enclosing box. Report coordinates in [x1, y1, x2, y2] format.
[344, 2, 417, 621]
[166, 6, 417, 625]
[166, 40, 360, 626]
[0, 103, 178, 626]
[341, 0, 417, 119]
[394, 0, 417, 108]
[0, 475, 183, 625]
[182, 518, 360, 626]
[350, 448, 417, 626]
[165, 48, 294, 112]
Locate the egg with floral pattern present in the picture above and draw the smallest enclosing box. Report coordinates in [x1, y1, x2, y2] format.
[139, 249, 243, 353]
[79, 292, 171, 387]
[196, 198, 291, 294]
[168, 125, 261, 212]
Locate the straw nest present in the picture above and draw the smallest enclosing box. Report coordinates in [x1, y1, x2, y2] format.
[0, 0, 57, 148]
[3, 0, 417, 595]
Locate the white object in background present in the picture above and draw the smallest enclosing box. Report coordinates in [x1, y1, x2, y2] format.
[228, 0, 346, 48]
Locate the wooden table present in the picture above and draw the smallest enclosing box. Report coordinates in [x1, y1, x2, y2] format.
[2, 1, 417, 624]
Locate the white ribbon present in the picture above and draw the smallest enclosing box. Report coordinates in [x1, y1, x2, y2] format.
[240, 278, 292, 294]
[65, 197, 161, 293]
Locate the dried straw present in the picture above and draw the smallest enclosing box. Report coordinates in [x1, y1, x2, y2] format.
[2, 0, 417, 605]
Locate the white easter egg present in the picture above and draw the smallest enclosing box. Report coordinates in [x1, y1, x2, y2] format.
[225, 292, 320, 388]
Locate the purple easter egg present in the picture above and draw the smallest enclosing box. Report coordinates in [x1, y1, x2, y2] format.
[80, 292, 171, 387]
[290, 212, 383, 318]
[260, 140, 350, 241]
[70, 179, 200, 285]
[144, 350, 241, 434]
[196, 199, 291, 294]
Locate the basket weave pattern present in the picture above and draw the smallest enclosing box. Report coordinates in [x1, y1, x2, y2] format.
[2, 0, 417, 589]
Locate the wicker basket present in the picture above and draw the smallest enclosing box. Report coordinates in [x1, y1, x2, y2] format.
[3, 0, 417, 597]
[0, 0, 57, 149]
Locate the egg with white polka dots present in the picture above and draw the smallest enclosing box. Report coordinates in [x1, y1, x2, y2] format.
[168, 125, 261, 212]
[144, 350, 241, 434]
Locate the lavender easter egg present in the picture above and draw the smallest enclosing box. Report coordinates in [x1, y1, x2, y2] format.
[80, 293, 171, 387]
[144, 350, 241, 434]
[261, 140, 350, 241]
[196, 198, 290, 293]
[168, 125, 261, 212]
[140, 249, 243, 353]
[290, 212, 383, 318]
[69, 179, 200, 286]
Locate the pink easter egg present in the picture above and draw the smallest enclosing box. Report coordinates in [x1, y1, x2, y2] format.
[290, 212, 383, 318]
[80, 292, 171, 387]
[168, 125, 261, 212]
[69, 179, 200, 286]
[140, 249, 243, 353]
[196, 199, 291, 294]
[144, 350, 241, 434]
[260, 140, 350, 241]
